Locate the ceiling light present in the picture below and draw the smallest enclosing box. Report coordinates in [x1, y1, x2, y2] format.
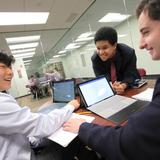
[65, 43, 80, 50]
[78, 32, 93, 39]
[11, 48, 36, 54]
[58, 50, 67, 54]
[9, 42, 39, 50]
[99, 13, 130, 22]
[23, 60, 32, 63]
[6, 35, 40, 44]
[16, 55, 34, 59]
[0, 12, 49, 25]
[53, 54, 66, 58]
[13, 52, 35, 58]
[75, 37, 94, 42]
[118, 34, 127, 38]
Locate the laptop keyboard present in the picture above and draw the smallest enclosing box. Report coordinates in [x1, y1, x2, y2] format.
[89, 95, 136, 118]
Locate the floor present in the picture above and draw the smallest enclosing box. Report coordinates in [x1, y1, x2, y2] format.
[17, 94, 52, 112]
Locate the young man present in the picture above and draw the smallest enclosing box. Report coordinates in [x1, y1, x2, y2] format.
[91, 27, 140, 94]
[63, 0, 160, 159]
[0, 52, 80, 160]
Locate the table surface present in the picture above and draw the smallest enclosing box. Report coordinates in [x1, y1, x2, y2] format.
[40, 79, 156, 127]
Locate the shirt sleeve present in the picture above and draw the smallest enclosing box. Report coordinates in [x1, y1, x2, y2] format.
[0, 93, 74, 138]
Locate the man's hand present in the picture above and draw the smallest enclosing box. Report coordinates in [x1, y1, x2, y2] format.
[68, 99, 80, 111]
[112, 82, 127, 94]
[63, 118, 86, 133]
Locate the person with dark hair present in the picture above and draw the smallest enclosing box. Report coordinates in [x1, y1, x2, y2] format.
[63, 0, 160, 159]
[0, 51, 81, 159]
[91, 26, 140, 94]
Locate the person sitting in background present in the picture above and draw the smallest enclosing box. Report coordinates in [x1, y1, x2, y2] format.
[26, 75, 40, 98]
[91, 26, 140, 94]
[45, 68, 61, 82]
[53, 68, 62, 81]
[63, 0, 160, 159]
[0, 51, 81, 160]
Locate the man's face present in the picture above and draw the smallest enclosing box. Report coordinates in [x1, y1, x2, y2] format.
[95, 40, 116, 61]
[138, 11, 160, 60]
[0, 63, 13, 91]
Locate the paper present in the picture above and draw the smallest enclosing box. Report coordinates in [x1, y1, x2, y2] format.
[48, 113, 95, 147]
[132, 88, 154, 101]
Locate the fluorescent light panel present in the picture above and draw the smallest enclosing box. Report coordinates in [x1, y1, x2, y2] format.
[99, 13, 130, 22]
[16, 55, 34, 59]
[0, 12, 49, 25]
[9, 42, 39, 50]
[13, 51, 35, 56]
[58, 50, 66, 54]
[65, 43, 80, 50]
[75, 37, 94, 42]
[118, 34, 127, 38]
[14, 52, 35, 58]
[11, 48, 36, 54]
[23, 60, 32, 63]
[78, 32, 93, 39]
[53, 54, 66, 58]
[6, 35, 40, 44]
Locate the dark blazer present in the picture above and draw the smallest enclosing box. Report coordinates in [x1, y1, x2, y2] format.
[78, 78, 160, 160]
[91, 43, 140, 86]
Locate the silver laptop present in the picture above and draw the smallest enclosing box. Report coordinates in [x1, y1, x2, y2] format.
[78, 76, 148, 124]
[39, 79, 75, 113]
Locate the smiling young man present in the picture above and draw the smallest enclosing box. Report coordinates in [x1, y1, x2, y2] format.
[0, 52, 80, 160]
[91, 27, 140, 94]
[63, 1, 160, 159]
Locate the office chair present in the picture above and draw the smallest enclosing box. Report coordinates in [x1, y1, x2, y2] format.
[138, 68, 146, 77]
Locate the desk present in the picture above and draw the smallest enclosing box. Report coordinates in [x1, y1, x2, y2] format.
[39, 79, 156, 127]
[75, 79, 156, 126]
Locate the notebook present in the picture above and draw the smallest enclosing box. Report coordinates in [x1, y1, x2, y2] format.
[39, 79, 75, 113]
[78, 76, 148, 124]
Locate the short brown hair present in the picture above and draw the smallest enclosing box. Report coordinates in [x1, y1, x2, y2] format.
[136, 0, 160, 20]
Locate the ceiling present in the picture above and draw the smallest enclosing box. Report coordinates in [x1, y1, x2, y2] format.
[0, 0, 140, 74]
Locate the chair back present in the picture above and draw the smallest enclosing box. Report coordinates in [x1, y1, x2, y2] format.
[138, 68, 146, 77]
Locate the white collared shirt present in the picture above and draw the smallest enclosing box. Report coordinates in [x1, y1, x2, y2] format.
[0, 92, 74, 160]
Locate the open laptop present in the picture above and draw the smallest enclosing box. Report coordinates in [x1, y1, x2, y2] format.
[39, 79, 75, 113]
[78, 76, 148, 124]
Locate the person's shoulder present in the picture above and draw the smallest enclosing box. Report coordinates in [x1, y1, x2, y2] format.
[117, 43, 134, 55]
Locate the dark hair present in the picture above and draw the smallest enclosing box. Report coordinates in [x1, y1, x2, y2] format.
[94, 27, 117, 45]
[0, 52, 15, 67]
[136, 0, 160, 20]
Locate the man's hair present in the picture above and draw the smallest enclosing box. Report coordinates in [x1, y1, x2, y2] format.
[0, 52, 15, 67]
[136, 0, 160, 20]
[94, 27, 117, 45]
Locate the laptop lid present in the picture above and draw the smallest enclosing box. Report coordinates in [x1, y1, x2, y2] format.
[78, 76, 115, 108]
[51, 79, 75, 103]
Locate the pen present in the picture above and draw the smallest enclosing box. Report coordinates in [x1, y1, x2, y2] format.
[78, 111, 92, 115]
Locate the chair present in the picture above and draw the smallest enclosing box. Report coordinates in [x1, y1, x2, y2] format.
[138, 68, 146, 77]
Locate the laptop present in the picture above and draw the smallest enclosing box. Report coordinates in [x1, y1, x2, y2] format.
[39, 79, 75, 114]
[78, 76, 148, 124]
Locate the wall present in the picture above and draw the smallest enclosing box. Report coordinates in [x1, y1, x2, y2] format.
[8, 59, 29, 98]
[62, 43, 95, 79]
[61, 16, 159, 78]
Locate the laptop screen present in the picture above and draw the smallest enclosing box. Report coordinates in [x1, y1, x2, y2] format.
[52, 79, 75, 102]
[78, 76, 114, 107]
